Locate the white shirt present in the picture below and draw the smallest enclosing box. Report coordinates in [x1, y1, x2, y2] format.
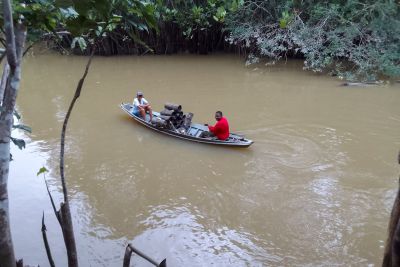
[132, 97, 148, 113]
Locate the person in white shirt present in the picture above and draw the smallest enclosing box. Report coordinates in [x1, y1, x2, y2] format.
[132, 91, 153, 121]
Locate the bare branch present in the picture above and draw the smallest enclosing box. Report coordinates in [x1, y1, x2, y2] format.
[43, 174, 60, 223]
[60, 47, 95, 203]
[0, 37, 6, 47]
[57, 45, 96, 267]
[42, 212, 56, 267]
[42, 31, 71, 37]
[23, 44, 33, 57]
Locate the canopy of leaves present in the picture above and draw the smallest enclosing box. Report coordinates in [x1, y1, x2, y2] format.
[1, 0, 398, 80]
[226, 0, 400, 81]
[153, 0, 242, 39]
[0, 0, 158, 51]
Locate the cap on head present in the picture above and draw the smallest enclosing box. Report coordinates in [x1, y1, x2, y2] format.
[137, 91, 143, 97]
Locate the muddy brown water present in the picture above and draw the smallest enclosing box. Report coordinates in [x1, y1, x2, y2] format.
[8, 53, 400, 266]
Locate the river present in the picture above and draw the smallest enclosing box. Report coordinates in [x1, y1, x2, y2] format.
[8, 53, 400, 266]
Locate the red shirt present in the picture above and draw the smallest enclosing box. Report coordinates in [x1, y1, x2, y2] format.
[208, 117, 230, 140]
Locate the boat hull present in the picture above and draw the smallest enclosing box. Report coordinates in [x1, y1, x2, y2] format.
[120, 103, 253, 147]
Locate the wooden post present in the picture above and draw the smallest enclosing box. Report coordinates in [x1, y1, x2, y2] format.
[122, 244, 166, 267]
[123, 244, 133, 267]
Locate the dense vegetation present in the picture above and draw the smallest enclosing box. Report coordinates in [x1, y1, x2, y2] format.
[226, 0, 400, 81]
[0, 1, 399, 266]
[3, 0, 400, 80]
[54, 0, 242, 55]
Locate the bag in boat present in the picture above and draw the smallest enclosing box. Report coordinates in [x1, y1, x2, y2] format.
[164, 103, 182, 112]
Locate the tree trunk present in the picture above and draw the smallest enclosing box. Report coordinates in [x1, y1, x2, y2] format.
[58, 202, 78, 267]
[382, 153, 400, 267]
[383, 178, 400, 266]
[0, 1, 26, 264]
[0, 62, 10, 104]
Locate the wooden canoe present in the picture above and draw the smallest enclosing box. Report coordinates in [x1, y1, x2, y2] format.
[120, 103, 253, 147]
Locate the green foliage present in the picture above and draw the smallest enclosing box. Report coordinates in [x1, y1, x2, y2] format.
[10, 137, 25, 150]
[2, 0, 397, 80]
[0, 0, 63, 43]
[12, 0, 60, 31]
[279, 11, 293, 29]
[71, 37, 87, 51]
[13, 109, 21, 120]
[12, 124, 32, 133]
[53, 0, 158, 50]
[226, 0, 400, 81]
[10, 108, 31, 151]
[154, 0, 241, 39]
[37, 166, 49, 176]
[214, 6, 227, 22]
[0, 0, 158, 52]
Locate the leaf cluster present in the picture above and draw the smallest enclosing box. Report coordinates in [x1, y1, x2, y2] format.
[154, 0, 242, 39]
[0, 0, 159, 52]
[226, 0, 400, 81]
[55, 0, 159, 50]
[10, 109, 31, 151]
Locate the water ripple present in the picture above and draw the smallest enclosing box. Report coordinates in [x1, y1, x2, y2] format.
[131, 204, 282, 266]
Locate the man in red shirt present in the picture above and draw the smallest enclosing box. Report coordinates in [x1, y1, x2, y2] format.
[201, 111, 230, 140]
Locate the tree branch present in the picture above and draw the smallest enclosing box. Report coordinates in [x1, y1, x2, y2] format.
[23, 44, 33, 57]
[57, 45, 96, 267]
[382, 153, 400, 267]
[2, 0, 17, 70]
[60, 47, 95, 203]
[14, 24, 26, 60]
[0, 37, 6, 47]
[43, 174, 61, 224]
[42, 212, 56, 267]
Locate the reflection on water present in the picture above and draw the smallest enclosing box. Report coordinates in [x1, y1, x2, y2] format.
[8, 53, 400, 266]
[132, 204, 280, 266]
